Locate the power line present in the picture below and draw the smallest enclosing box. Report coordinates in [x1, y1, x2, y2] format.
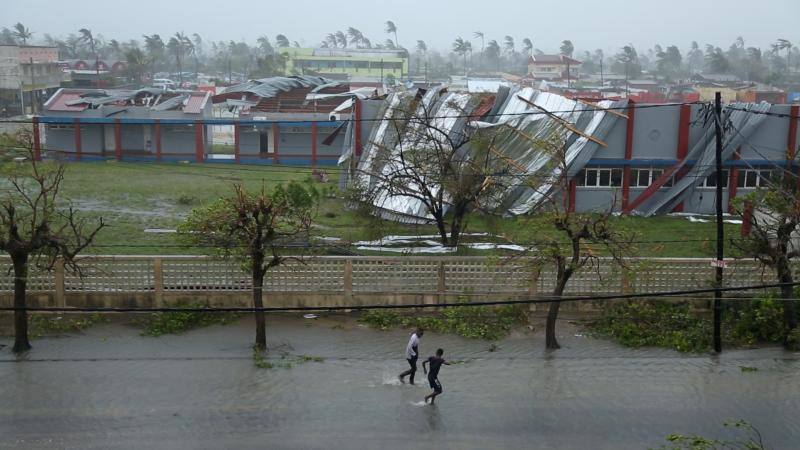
[1, 280, 798, 314]
[0, 101, 709, 126]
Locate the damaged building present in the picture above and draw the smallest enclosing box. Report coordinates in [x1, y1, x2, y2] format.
[343, 85, 798, 219]
[41, 87, 213, 161]
[211, 76, 379, 165]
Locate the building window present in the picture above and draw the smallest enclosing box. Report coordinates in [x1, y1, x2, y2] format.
[48, 124, 74, 130]
[737, 169, 772, 189]
[631, 168, 674, 188]
[576, 167, 623, 188]
[700, 171, 729, 189]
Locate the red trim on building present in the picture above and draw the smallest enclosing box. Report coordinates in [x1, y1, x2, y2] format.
[728, 149, 740, 214]
[672, 104, 692, 213]
[788, 105, 799, 189]
[568, 179, 577, 213]
[621, 100, 636, 211]
[194, 121, 204, 163]
[272, 123, 279, 165]
[32, 117, 41, 161]
[154, 121, 162, 162]
[74, 118, 82, 161]
[741, 201, 753, 237]
[354, 98, 363, 158]
[311, 122, 318, 168]
[234, 122, 241, 164]
[114, 119, 123, 160]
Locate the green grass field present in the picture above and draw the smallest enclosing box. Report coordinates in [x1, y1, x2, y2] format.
[52, 161, 740, 257]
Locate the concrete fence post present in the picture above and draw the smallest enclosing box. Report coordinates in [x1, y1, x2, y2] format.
[54, 257, 66, 308]
[528, 265, 540, 311]
[153, 258, 164, 308]
[343, 259, 353, 301]
[437, 261, 446, 303]
[621, 268, 632, 294]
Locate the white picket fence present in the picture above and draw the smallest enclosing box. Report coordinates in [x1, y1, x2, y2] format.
[0, 256, 778, 296]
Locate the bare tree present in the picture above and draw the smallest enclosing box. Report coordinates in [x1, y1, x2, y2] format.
[356, 100, 520, 247]
[180, 182, 318, 351]
[79, 28, 101, 87]
[733, 172, 799, 346]
[514, 134, 632, 350]
[0, 133, 105, 353]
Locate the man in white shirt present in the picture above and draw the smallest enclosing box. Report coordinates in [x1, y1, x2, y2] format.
[399, 328, 424, 384]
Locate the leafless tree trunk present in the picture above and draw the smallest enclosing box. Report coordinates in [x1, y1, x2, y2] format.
[12, 253, 30, 353]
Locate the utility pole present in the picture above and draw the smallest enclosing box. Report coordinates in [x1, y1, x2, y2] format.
[600, 59, 604, 87]
[566, 60, 571, 89]
[713, 91, 725, 353]
[29, 57, 36, 114]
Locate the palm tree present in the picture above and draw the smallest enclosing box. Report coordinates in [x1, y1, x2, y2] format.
[79, 28, 101, 87]
[503, 36, 515, 55]
[473, 31, 485, 53]
[416, 40, 428, 77]
[560, 40, 575, 57]
[385, 21, 398, 48]
[361, 38, 372, 49]
[453, 37, 470, 75]
[346, 28, 364, 48]
[325, 33, 338, 48]
[124, 48, 149, 84]
[13, 23, 32, 45]
[275, 34, 290, 48]
[522, 38, 533, 56]
[486, 39, 501, 71]
[334, 31, 347, 48]
[143, 34, 165, 78]
[473, 31, 485, 70]
[257, 35, 273, 56]
[107, 39, 122, 59]
[384, 39, 396, 50]
[774, 38, 793, 73]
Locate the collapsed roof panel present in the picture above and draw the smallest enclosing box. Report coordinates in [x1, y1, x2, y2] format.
[633, 102, 771, 216]
[344, 86, 627, 221]
[215, 76, 340, 100]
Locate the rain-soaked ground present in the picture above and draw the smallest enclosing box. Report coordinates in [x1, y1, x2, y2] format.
[1, 315, 798, 450]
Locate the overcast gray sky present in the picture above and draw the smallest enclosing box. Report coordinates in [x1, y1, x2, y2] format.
[5, 0, 798, 54]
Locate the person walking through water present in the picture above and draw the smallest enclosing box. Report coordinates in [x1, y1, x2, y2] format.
[399, 328, 423, 384]
[423, 348, 450, 404]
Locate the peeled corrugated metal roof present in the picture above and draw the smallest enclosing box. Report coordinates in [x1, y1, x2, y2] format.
[183, 92, 207, 114]
[218, 76, 339, 100]
[344, 87, 625, 220]
[46, 91, 88, 112]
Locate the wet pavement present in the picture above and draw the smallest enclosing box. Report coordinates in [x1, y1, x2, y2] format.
[1, 315, 798, 449]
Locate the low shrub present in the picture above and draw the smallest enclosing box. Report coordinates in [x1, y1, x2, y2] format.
[359, 303, 528, 341]
[591, 301, 711, 353]
[138, 304, 241, 336]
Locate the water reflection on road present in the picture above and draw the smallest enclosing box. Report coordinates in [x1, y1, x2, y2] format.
[1, 316, 798, 449]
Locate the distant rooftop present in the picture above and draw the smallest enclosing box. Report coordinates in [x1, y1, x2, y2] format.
[529, 54, 582, 65]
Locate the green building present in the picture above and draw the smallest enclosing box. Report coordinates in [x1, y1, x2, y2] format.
[280, 48, 408, 80]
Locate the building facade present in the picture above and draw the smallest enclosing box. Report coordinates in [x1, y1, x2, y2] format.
[0, 45, 63, 115]
[280, 48, 408, 81]
[528, 55, 582, 81]
[41, 88, 213, 161]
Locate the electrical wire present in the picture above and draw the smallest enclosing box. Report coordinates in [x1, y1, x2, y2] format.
[0, 101, 710, 126]
[1, 280, 798, 313]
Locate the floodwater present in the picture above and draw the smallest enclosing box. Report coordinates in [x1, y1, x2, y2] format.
[1, 316, 798, 450]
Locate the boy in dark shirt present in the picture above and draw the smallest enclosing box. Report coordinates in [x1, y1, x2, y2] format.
[422, 348, 450, 404]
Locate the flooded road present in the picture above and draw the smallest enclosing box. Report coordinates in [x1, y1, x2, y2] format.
[1, 316, 798, 449]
